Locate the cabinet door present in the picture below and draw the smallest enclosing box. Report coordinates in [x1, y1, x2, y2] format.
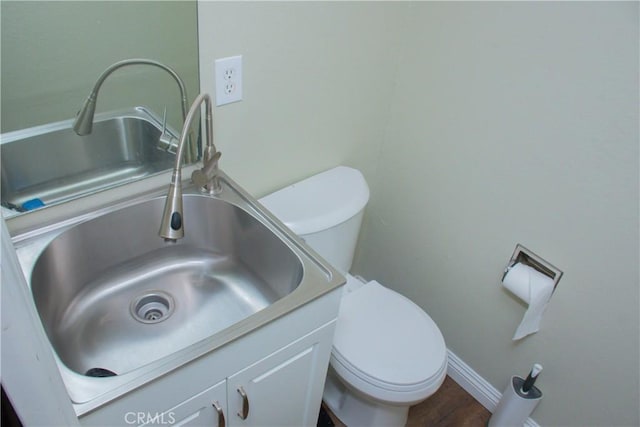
[141, 380, 227, 427]
[227, 323, 334, 427]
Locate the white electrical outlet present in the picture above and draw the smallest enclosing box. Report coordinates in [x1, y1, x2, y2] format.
[215, 55, 243, 106]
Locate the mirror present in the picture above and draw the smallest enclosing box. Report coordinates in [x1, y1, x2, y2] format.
[0, 1, 200, 216]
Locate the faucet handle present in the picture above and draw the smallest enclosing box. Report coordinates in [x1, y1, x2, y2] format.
[162, 106, 168, 134]
[191, 150, 222, 192]
[157, 106, 178, 153]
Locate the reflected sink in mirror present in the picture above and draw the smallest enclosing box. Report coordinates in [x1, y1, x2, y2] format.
[29, 193, 302, 377]
[1, 107, 189, 215]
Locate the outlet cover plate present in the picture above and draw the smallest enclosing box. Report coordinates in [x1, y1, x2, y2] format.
[215, 55, 243, 106]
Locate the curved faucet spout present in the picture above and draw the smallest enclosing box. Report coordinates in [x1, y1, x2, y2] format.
[72, 58, 195, 162]
[159, 93, 221, 241]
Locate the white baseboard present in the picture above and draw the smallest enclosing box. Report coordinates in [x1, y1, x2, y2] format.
[446, 349, 540, 427]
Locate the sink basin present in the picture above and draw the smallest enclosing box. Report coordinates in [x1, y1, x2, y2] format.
[30, 193, 302, 377]
[11, 173, 342, 412]
[1, 107, 188, 213]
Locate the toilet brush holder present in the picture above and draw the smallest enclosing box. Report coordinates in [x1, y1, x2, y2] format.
[488, 376, 542, 427]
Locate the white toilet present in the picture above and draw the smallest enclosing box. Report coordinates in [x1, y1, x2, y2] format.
[259, 166, 447, 427]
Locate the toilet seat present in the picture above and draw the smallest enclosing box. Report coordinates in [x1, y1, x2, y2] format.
[331, 280, 447, 404]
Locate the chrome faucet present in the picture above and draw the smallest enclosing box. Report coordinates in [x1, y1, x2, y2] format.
[72, 58, 195, 162]
[159, 93, 222, 241]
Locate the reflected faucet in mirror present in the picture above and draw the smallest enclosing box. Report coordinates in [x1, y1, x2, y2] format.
[72, 58, 195, 163]
[159, 93, 222, 241]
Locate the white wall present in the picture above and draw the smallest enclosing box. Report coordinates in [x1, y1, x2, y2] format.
[198, 2, 639, 425]
[359, 3, 639, 426]
[198, 1, 405, 197]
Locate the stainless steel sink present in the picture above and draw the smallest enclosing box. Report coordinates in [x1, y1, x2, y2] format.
[1, 107, 185, 213]
[30, 194, 302, 377]
[11, 173, 343, 412]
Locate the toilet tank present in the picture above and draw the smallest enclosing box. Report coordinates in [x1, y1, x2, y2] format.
[259, 166, 370, 273]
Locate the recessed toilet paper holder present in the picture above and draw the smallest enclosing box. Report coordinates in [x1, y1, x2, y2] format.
[502, 244, 563, 294]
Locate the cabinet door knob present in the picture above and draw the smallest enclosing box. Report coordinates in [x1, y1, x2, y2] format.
[212, 400, 225, 427]
[237, 386, 250, 420]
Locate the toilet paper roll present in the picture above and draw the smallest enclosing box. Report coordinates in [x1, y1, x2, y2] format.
[502, 262, 554, 340]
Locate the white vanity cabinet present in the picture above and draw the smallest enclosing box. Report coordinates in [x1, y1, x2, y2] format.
[226, 325, 331, 427]
[79, 288, 340, 427]
[152, 380, 227, 427]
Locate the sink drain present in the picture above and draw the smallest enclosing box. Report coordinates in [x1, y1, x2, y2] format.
[130, 291, 175, 324]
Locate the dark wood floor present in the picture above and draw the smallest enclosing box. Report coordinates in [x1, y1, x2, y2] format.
[324, 376, 491, 427]
[407, 376, 491, 427]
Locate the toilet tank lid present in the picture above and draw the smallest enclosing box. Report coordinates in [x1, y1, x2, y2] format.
[259, 166, 370, 235]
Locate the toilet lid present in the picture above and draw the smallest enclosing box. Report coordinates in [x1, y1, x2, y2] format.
[332, 281, 446, 392]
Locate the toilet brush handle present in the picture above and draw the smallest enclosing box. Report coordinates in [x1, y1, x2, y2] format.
[521, 364, 543, 393]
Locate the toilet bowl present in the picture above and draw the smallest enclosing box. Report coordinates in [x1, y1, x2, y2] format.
[259, 166, 447, 426]
[323, 274, 447, 426]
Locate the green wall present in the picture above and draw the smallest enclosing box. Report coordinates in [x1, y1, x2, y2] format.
[1, 1, 199, 133]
